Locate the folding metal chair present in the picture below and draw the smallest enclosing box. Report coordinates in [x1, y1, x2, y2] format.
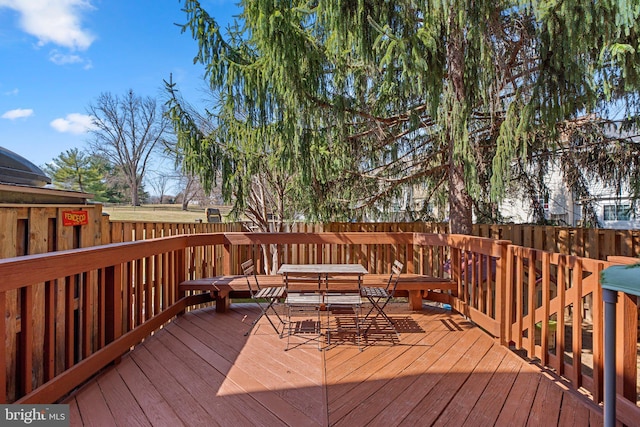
[325, 291, 362, 350]
[283, 274, 324, 351]
[361, 260, 403, 340]
[243, 259, 285, 336]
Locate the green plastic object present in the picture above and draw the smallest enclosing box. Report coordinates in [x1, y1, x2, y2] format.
[600, 263, 640, 297]
[535, 320, 557, 331]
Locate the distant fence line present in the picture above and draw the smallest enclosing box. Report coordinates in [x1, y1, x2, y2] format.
[0, 205, 242, 260]
[319, 222, 640, 260]
[0, 204, 637, 261]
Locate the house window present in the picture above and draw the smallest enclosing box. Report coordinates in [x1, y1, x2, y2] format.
[536, 196, 549, 211]
[550, 213, 568, 224]
[603, 204, 631, 221]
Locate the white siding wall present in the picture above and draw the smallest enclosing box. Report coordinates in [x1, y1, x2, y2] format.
[498, 161, 638, 229]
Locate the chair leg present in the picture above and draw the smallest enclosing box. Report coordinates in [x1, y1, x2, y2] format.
[362, 297, 400, 340]
[317, 304, 323, 351]
[244, 305, 264, 336]
[326, 303, 362, 350]
[264, 300, 284, 334]
[355, 304, 362, 351]
[285, 304, 292, 350]
[245, 298, 283, 336]
[285, 305, 322, 351]
[325, 306, 332, 347]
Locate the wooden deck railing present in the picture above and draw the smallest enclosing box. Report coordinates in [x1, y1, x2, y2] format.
[504, 248, 639, 426]
[0, 232, 637, 424]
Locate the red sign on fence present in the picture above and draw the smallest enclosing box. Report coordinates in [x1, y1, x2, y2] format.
[62, 210, 89, 226]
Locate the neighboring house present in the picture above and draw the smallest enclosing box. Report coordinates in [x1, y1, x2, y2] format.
[363, 123, 640, 228]
[578, 182, 640, 229]
[368, 170, 639, 228]
[500, 160, 640, 229]
[500, 123, 640, 229]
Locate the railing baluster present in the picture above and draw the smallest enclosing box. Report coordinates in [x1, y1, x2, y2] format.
[154, 254, 161, 316]
[97, 268, 106, 349]
[43, 281, 55, 382]
[64, 276, 74, 370]
[515, 248, 524, 349]
[135, 259, 143, 326]
[555, 255, 566, 376]
[540, 252, 551, 365]
[18, 286, 32, 396]
[82, 271, 92, 359]
[527, 249, 536, 357]
[572, 261, 583, 388]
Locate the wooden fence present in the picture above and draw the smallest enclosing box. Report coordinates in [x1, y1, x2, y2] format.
[0, 204, 244, 260]
[320, 222, 640, 260]
[0, 203, 637, 262]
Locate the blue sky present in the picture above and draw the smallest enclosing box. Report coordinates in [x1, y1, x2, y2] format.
[0, 0, 238, 170]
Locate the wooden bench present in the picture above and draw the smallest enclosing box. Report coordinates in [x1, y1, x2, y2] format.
[179, 275, 243, 313]
[179, 275, 286, 312]
[179, 273, 456, 313]
[362, 274, 457, 310]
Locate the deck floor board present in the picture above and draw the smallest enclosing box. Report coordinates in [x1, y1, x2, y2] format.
[112, 354, 185, 426]
[432, 343, 508, 427]
[129, 344, 215, 426]
[396, 332, 494, 426]
[95, 362, 152, 427]
[65, 303, 602, 426]
[460, 345, 524, 426]
[493, 363, 542, 427]
[526, 373, 565, 426]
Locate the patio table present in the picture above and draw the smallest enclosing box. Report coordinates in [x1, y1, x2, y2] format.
[277, 263, 368, 287]
[277, 263, 368, 349]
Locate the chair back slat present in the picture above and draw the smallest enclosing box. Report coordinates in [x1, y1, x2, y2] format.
[242, 259, 261, 294]
[385, 260, 404, 296]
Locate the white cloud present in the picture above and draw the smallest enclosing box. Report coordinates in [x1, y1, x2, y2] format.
[4, 88, 19, 96]
[48, 50, 94, 69]
[50, 113, 96, 134]
[0, 0, 95, 50]
[2, 108, 33, 119]
[49, 49, 82, 65]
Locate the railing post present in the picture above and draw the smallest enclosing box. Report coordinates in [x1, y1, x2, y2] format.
[617, 292, 638, 403]
[451, 243, 461, 305]
[495, 240, 510, 346]
[600, 263, 640, 426]
[406, 241, 415, 274]
[223, 242, 232, 275]
[593, 262, 605, 404]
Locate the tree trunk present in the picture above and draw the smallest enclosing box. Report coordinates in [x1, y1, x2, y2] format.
[449, 159, 473, 234]
[446, 8, 473, 235]
[131, 182, 139, 206]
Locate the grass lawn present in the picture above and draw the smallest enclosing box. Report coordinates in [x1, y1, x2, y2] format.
[102, 204, 216, 223]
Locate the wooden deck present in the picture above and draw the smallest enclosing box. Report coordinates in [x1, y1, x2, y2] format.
[64, 303, 603, 426]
